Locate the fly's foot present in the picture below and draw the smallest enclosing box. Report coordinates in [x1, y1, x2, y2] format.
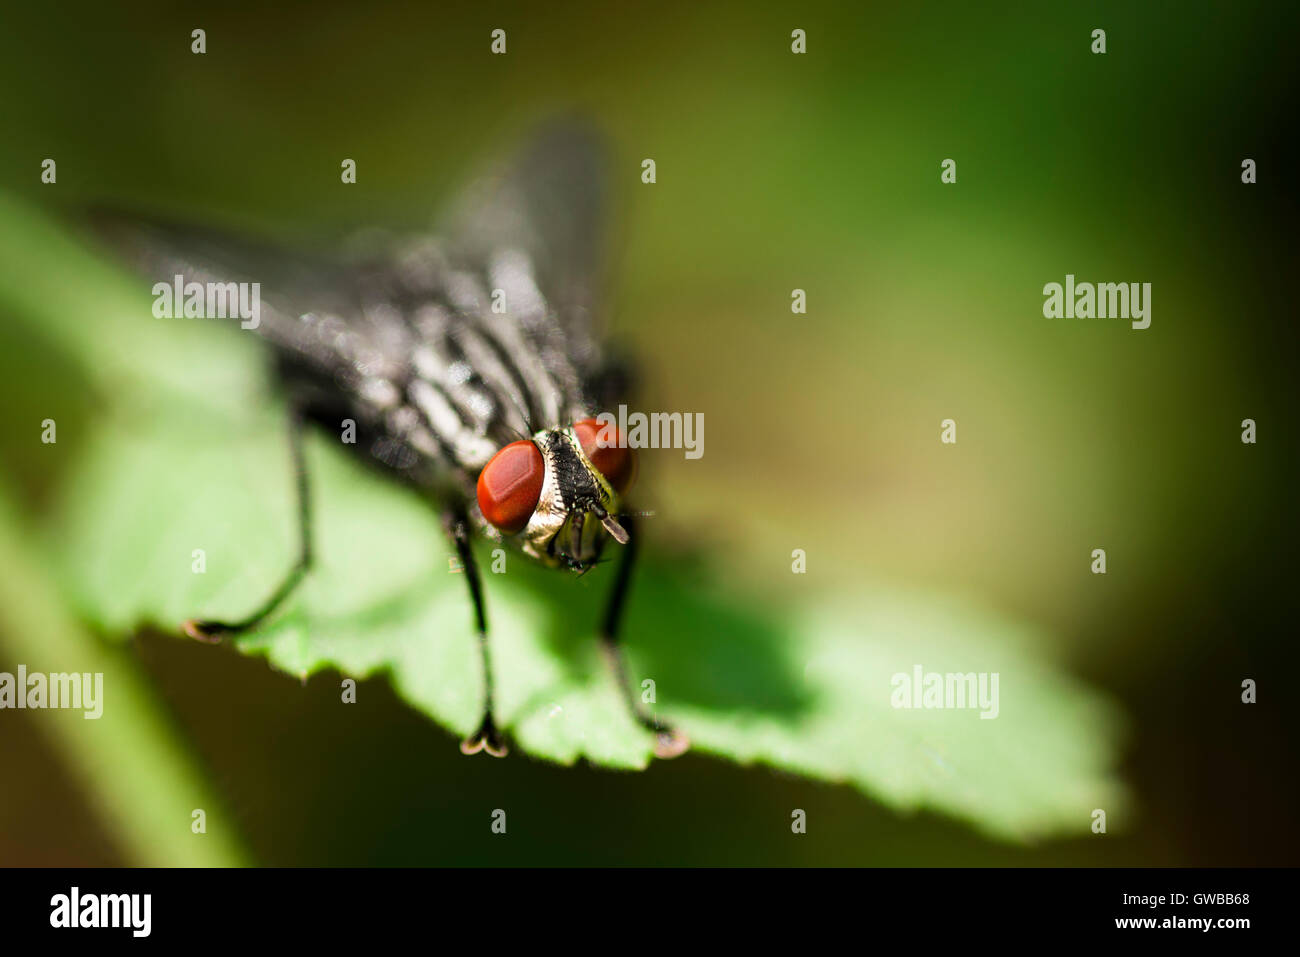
[653, 727, 690, 760]
[182, 618, 232, 644]
[645, 721, 690, 760]
[460, 715, 510, 758]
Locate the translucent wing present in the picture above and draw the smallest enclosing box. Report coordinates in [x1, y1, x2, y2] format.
[431, 119, 614, 430]
[90, 121, 613, 493]
[442, 120, 608, 350]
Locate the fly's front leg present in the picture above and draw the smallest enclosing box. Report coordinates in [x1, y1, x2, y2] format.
[599, 514, 689, 759]
[182, 407, 312, 642]
[447, 505, 508, 758]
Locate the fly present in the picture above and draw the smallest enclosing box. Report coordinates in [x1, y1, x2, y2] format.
[96, 124, 688, 761]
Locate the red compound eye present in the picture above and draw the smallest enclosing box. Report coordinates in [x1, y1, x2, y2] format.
[477, 441, 545, 534]
[574, 419, 637, 495]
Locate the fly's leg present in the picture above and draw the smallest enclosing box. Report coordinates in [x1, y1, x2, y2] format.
[599, 514, 690, 759]
[182, 408, 312, 642]
[447, 506, 509, 758]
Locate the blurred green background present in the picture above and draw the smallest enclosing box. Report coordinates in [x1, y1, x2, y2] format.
[0, 0, 1295, 864]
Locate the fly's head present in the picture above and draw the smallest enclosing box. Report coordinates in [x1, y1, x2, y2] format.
[476, 419, 636, 572]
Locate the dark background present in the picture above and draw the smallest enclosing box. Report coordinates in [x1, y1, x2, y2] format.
[0, 1, 1296, 865]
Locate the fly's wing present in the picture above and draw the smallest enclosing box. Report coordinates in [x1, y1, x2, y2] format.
[433, 120, 615, 427]
[90, 121, 614, 494]
[95, 215, 477, 490]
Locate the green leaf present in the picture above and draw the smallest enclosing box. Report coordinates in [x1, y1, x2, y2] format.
[48, 394, 1128, 841]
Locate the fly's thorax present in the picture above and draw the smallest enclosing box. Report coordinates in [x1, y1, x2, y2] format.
[520, 427, 620, 566]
